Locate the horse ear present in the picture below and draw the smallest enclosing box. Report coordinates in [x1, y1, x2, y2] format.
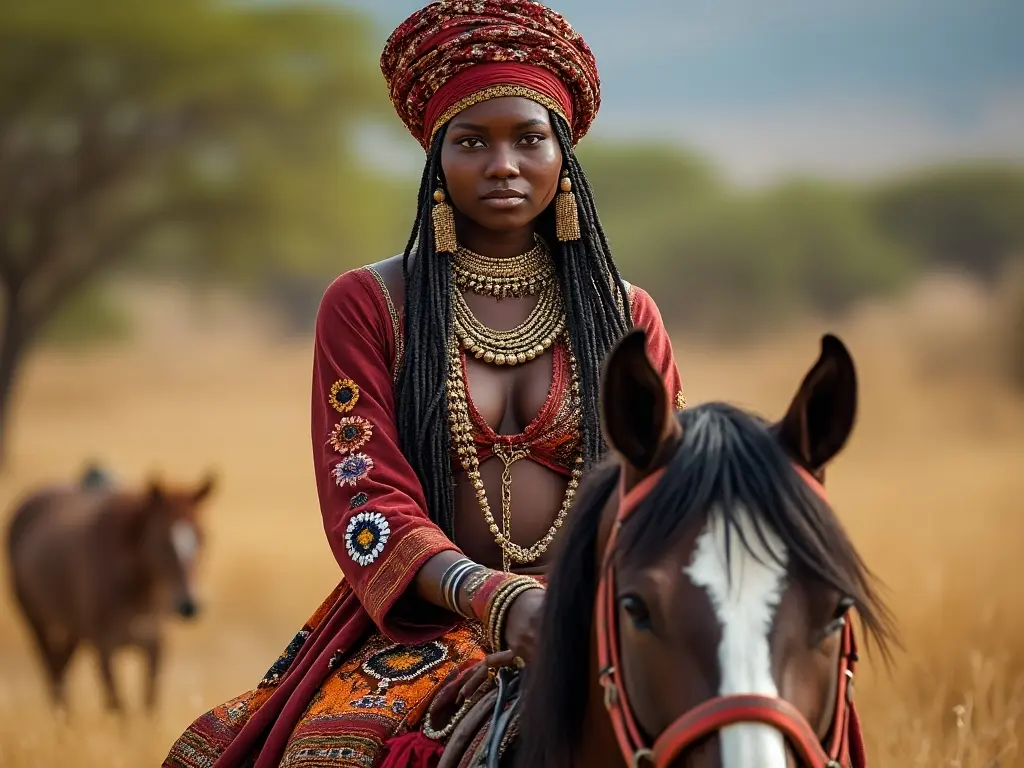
[192, 472, 217, 504]
[777, 334, 857, 472]
[600, 328, 678, 473]
[146, 476, 165, 505]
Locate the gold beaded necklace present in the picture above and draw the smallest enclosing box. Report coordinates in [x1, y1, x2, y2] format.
[452, 279, 566, 366]
[452, 238, 555, 299]
[446, 335, 584, 572]
[450, 237, 564, 366]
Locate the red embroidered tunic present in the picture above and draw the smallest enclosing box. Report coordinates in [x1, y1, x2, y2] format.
[205, 266, 685, 767]
[312, 267, 684, 638]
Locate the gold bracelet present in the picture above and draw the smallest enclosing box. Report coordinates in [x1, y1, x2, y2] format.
[492, 583, 539, 653]
[484, 576, 535, 649]
[422, 696, 475, 742]
[487, 579, 543, 653]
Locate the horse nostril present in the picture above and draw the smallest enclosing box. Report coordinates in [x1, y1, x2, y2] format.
[176, 597, 199, 619]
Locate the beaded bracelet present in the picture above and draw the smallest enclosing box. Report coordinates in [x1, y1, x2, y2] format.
[484, 575, 544, 654]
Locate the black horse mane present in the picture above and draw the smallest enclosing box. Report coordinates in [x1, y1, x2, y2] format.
[515, 401, 895, 768]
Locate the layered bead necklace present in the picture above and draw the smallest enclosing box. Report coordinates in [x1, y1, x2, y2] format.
[451, 238, 565, 367]
[446, 238, 583, 571]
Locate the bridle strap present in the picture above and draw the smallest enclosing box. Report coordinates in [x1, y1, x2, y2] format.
[595, 461, 859, 768]
[595, 467, 667, 762]
[652, 695, 831, 767]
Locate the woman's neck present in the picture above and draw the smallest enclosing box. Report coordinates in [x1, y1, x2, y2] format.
[454, 215, 536, 259]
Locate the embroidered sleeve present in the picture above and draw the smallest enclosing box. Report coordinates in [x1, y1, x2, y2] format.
[312, 268, 459, 642]
[629, 286, 685, 410]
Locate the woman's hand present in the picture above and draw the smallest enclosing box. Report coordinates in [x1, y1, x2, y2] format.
[500, 586, 545, 664]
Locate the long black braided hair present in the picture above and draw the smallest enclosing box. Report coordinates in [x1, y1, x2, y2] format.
[395, 113, 632, 538]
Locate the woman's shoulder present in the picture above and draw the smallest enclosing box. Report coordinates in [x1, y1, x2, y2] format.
[619, 278, 661, 325]
[319, 256, 406, 317]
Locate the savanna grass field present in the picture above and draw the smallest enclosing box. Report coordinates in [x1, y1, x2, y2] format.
[1, 280, 1023, 767]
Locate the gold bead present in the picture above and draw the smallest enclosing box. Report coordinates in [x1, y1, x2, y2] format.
[560, 176, 572, 193]
[483, 351, 495, 363]
[433, 188, 446, 203]
[494, 354, 506, 366]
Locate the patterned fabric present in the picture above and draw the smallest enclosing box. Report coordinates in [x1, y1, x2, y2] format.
[163, 588, 486, 768]
[380, 0, 601, 148]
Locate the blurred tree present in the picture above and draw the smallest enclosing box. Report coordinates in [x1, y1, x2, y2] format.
[0, 0, 383, 465]
[868, 165, 1024, 281]
[637, 180, 915, 337]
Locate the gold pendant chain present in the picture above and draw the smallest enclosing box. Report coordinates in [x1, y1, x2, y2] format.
[446, 335, 584, 571]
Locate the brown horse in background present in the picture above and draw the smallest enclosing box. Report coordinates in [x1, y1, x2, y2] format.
[5, 466, 217, 713]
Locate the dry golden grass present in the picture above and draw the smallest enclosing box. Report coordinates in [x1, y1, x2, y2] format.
[1, 283, 1023, 766]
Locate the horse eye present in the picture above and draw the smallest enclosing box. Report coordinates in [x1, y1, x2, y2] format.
[825, 597, 855, 635]
[618, 594, 652, 630]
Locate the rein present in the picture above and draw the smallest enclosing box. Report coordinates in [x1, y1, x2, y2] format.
[594, 464, 861, 768]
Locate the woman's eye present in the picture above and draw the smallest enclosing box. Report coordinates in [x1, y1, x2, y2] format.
[519, 134, 544, 146]
[619, 594, 652, 630]
[458, 137, 484, 148]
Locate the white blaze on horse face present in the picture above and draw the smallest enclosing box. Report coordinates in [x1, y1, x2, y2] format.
[685, 505, 790, 768]
[171, 521, 199, 568]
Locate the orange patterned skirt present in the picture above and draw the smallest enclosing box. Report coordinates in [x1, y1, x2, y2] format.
[164, 586, 487, 768]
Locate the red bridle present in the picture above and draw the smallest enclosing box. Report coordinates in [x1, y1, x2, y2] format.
[594, 465, 862, 768]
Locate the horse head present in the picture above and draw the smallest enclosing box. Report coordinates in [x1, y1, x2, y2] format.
[517, 330, 894, 768]
[120, 472, 217, 621]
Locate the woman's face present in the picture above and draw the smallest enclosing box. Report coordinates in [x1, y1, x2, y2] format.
[440, 96, 563, 235]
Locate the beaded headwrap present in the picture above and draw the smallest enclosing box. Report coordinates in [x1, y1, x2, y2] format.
[380, 0, 601, 150]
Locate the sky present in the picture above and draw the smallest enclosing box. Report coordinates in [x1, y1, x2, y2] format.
[340, 0, 1024, 185]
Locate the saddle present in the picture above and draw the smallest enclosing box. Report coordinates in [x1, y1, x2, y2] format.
[434, 667, 524, 768]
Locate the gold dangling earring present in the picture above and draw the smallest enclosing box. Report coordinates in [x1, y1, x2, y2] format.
[555, 169, 581, 242]
[432, 185, 458, 254]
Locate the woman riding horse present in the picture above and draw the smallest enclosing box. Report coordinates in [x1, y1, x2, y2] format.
[162, 2, 683, 766]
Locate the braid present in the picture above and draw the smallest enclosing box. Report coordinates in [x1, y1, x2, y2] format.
[550, 113, 633, 464]
[394, 116, 632, 537]
[395, 127, 458, 538]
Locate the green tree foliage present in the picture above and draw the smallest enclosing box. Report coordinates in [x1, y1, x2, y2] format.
[868, 165, 1024, 281]
[0, 0, 384, 464]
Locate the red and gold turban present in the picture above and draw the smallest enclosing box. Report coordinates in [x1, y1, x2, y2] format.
[380, 0, 601, 150]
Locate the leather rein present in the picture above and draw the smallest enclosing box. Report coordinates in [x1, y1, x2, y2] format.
[594, 464, 860, 768]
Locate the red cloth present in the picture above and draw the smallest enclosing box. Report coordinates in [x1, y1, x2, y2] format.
[380, 0, 601, 148]
[422, 62, 574, 145]
[630, 285, 685, 403]
[206, 274, 684, 768]
[210, 268, 460, 768]
[311, 269, 459, 640]
[379, 731, 446, 768]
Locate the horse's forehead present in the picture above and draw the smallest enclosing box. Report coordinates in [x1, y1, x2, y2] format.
[170, 519, 200, 563]
[684, 507, 789, 683]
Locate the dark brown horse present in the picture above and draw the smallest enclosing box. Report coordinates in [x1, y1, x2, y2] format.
[433, 330, 896, 768]
[5, 467, 216, 712]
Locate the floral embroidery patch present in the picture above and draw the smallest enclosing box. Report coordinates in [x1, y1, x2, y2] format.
[332, 453, 374, 487]
[675, 391, 687, 411]
[345, 510, 391, 566]
[349, 492, 369, 510]
[361, 640, 449, 692]
[329, 378, 360, 414]
[329, 416, 373, 454]
[257, 629, 310, 688]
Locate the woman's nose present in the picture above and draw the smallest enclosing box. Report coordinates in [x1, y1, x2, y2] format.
[485, 145, 519, 178]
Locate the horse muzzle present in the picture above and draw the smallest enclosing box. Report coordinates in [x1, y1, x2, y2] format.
[175, 595, 200, 620]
